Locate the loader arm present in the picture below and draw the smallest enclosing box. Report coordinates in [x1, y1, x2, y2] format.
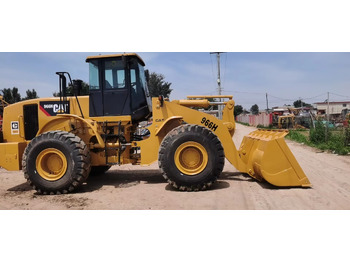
[137, 97, 311, 188]
[137, 98, 247, 171]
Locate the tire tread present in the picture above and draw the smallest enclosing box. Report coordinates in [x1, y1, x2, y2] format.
[22, 131, 91, 195]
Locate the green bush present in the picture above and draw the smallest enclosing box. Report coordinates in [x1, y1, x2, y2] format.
[287, 124, 350, 155]
[327, 133, 350, 155]
[310, 121, 330, 144]
[344, 128, 350, 146]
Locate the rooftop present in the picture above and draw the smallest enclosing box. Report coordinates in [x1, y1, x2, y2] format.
[85, 53, 145, 66]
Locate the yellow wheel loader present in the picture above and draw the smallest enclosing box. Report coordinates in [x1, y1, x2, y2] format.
[0, 53, 311, 194]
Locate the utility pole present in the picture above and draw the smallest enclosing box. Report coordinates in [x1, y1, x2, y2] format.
[326, 92, 330, 141]
[266, 93, 269, 112]
[210, 52, 225, 119]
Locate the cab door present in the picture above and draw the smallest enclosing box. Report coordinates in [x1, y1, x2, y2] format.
[89, 59, 131, 117]
[102, 60, 131, 116]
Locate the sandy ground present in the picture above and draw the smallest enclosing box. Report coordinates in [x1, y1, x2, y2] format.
[0, 123, 349, 210]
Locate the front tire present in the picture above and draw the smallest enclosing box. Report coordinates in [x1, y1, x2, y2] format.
[22, 131, 91, 194]
[159, 125, 225, 191]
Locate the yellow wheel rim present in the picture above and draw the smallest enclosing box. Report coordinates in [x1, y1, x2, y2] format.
[174, 141, 208, 176]
[36, 148, 67, 181]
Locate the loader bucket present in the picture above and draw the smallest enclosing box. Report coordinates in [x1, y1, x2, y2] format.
[238, 129, 311, 187]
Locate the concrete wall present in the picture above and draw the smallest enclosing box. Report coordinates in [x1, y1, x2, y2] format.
[236, 112, 273, 127]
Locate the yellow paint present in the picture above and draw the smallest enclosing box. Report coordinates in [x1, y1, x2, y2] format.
[239, 129, 311, 187]
[187, 95, 233, 99]
[0, 142, 27, 171]
[278, 114, 295, 129]
[85, 53, 145, 66]
[36, 148, 67, 181]
[173, 99, 211, 109]
[174, 141, 208, 175]
[154, 116, 183, 136]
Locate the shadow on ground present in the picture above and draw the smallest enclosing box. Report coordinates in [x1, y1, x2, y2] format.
[7, 169, 308, 195]
[221, 171, 281, 189]
[81, 169, 166, 193]
[84, 169, 231, 192]
[164, 180, 230, 191]
[221, 171, 312, 190]
[7, 182, 33, 192]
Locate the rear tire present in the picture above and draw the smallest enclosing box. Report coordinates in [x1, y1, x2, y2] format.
[159, 124, 225, 191]
[22, 131, 91, 194]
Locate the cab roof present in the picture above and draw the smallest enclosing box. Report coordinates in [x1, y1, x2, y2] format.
[85, 53, 145, 66]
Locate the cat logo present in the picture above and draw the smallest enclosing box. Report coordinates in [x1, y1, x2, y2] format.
[39, 101, 70, 116]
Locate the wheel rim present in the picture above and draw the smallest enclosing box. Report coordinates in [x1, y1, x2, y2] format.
[174, 141, 208, 176]
[36, 148, 67, 181]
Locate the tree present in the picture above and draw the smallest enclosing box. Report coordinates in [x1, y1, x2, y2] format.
[293, 99, 312, 108]
[53, 81, 90, 97]
[1, 87, 21, 104]
[243, 108, 250, 114]
[23, 89, 39, 100]
[234, 105, 243, 116]
[67, 81, 89, 96]
[250, 104, 259, 115]
[147, 72, 172, 98]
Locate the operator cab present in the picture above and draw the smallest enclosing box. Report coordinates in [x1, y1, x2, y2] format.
[86, 53, 152, 122]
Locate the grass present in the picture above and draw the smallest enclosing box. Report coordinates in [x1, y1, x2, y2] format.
[286, 129, 311, 146]
[287, 128, 350, 155]
[236, 121, 250, 126]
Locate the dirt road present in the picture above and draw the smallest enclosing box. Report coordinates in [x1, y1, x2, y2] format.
[0, 124, 349, 210]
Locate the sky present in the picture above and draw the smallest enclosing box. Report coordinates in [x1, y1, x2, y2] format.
[0, 52, 350, 110]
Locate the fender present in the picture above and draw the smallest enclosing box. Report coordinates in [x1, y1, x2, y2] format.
[37, 114, 105, 148]
[155, 116, 183, 136]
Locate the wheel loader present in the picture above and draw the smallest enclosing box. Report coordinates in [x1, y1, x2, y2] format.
[0, 53, 311, 194]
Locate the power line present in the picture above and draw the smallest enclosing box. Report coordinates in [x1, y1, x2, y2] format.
[302, 93, 327, 100]
[267, 94, 295, 102]
[329, 92, 350, 99]
[222, 90, 265, 95]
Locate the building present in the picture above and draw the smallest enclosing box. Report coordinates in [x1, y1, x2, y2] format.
[314, 101, 350, 115]
[314, 101, 350, 123]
